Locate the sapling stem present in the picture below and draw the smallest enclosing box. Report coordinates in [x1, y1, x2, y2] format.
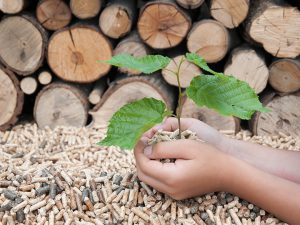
[175, 56, 185, 138]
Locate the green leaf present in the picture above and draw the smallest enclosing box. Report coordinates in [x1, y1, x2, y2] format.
[186, 75, 270, 120]
[186, 53, 220, 76]
[99, 54, 171, 74]
[98, 98, 172, 149]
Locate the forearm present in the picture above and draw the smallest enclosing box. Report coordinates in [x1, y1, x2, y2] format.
[219, 136, 300, 183]
[224, 156, 300, 225]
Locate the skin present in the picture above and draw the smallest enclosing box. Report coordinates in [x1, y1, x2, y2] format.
[134, 118, 300, 225]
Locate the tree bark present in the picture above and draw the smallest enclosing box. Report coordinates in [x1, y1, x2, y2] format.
[269, 58, 300, 93]
[210, 0, 250, 28]
[161, 54, 201, 88]
[175, 0, 204, 9]
[113, 32, 151, 75]
[90, 75, 176, 126]
[138, 0, 191, 49]
[99, 0, 136, 39]
[70, 0, 102, 19]
[36, 0, 72, 31]
[244, 0, 300, 58]
[224, 46, 269, 94]
[0, 15, 47, 75]
[180, 97, 240, 133]
[0, 67, 24, 131]
[187, 19, 231, 63]
[47, 25, 112, 83]
[0, 0, 28, 14]
[20, 76, 38, 95]
[34, 82, 89, 129]
[250, 92, 300, 136]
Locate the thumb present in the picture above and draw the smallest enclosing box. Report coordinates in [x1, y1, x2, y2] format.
[144, 139, 196, 160]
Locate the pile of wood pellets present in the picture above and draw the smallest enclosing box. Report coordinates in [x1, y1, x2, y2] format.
[1, 123, 299, 225]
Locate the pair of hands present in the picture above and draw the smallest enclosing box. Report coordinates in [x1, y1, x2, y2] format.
[134, 117, 231, 200]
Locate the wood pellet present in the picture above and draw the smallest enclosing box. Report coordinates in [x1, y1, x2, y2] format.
[0, 124, 297, 224]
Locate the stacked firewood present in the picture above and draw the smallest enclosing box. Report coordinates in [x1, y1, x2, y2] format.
[0, 0, 299, 136]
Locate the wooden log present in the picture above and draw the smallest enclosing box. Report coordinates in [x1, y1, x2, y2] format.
[210, 0, 250, 28]
[47, 25, 112, 83]
[90, 75, 175, 126]
[175, 0, 204, 9]
[187, 19, 230, 63]
[88, 78, 107, 105]
[38, 70, 53, 85]
[0, 67, 24, 131]
[99, 0, 136, 39]
[34, 83, 89, 129]
[224, 46, 269, 94]
[70, 0, 102, 19]
[269, 58, 300, 93]
[161, 55, 201, 88]
[250, 92, 300, 136]
[0, 15, 47, 75]
[244, 0, 300, 58]
[0, 0, 28, 14]
[36, 0, 72, 31]
[180, 97, 240, 133]
[20, 77, 38, 95]
[113, 32, 150, 75]
[138, 0, 191, 49]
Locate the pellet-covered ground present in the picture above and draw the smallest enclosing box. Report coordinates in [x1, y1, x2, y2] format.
[1, 124, 299, 225]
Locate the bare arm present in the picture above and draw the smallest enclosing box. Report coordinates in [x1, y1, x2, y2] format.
[221, 137, 300, 184]
[225, 155, 300, 225]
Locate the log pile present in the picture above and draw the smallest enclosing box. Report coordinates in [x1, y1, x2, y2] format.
[0, 0, 299, 136]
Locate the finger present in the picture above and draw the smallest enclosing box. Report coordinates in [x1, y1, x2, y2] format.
[136, 165, 169, 193]
[160, 117, 179, 132]
[145, 139, 197, 160]
[134, 141, 175, 181]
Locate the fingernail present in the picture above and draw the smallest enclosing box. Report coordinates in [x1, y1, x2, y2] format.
[144, 146, 152, 156]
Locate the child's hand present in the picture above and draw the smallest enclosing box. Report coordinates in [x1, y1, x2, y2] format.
[134, 139, 230, 200]
[142, 117, 225, 149]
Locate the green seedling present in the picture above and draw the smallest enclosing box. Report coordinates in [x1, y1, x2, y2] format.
[97, 53, 270, 149]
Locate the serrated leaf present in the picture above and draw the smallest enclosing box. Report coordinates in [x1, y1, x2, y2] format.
[186, 75, 270, 120]
[98, 98, 172, 149]
[186, 53, 220, 76]
[99, 54, 171, 74]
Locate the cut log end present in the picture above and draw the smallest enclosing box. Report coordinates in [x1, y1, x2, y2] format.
[247, 4, 300, 58]
[175, 0, 204, 9]
[38, 71, 52, 85]
[210, 0, 249, 28]
[70, 0, 102, 19]
[90, 75, 175, 126]
[138, 2, 191, 49]
[36, 0, 72, 31]
[20, 77, 38, 95]
[224, 47, 269, 94]
[99, 4, 132, 39]
[187, 19, 229, 63]
[48, 26, 112, 83]
[181, 98, 240, 133]
[0, 0, 25, 14]
[162, 55, 201, 88]
[269, 59, 300, 93]
[251, 93, 300, 136]
[0, 15, 47, 75]
[0, 68, 24, 131]
[34, 83, 89, 129]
